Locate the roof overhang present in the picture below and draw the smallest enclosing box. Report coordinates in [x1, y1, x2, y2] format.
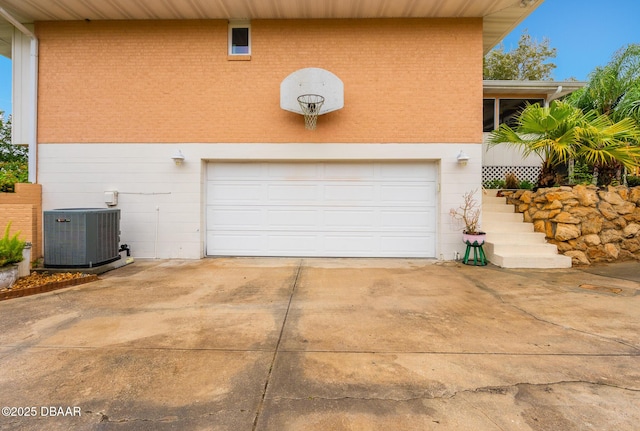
[0, 0, 544, 58]
[483, 80, 587, 100]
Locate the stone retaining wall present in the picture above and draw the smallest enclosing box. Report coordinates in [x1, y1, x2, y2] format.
[501, 185, 640, 265]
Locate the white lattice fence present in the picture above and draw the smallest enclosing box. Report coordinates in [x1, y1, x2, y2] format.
[482, 166, 541, 187]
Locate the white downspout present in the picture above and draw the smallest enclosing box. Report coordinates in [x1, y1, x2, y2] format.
[0, 7, 38, 184]
[27, 36, 37, 184]
[545, 85, 563, 106]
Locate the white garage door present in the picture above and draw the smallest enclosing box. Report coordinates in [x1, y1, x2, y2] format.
[206, 162, 437, 257]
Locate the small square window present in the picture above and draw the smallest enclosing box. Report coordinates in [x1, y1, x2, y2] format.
[229, 23, 250, 55]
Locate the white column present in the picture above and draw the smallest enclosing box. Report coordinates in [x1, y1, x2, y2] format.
[11, 25, 38, 183]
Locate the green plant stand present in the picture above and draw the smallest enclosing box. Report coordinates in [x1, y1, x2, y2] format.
[463, 241, 487, 266]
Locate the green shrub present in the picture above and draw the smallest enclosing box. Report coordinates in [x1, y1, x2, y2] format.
[628, 175, 640, 187]
[569, 160, 594, 185]
[0, 113, 28, 193]
[0, 161, 29, 192]
[0, 222, 25, 267]
[484, 179, 506, 189]
[518, 180, 535, 190]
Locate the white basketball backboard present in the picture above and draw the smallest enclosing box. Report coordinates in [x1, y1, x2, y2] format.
[280, 68, 344, 115]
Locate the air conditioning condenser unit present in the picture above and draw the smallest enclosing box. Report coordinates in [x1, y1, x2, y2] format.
[44, 208, 121, 268]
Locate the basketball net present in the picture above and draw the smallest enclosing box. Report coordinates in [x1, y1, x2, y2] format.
[297, 94, 325, 130]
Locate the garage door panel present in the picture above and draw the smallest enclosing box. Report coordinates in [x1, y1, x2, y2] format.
[208, 163, 266, 179]
[323, 234, 377, 254]
[323, 184, 376, 202]
[208, 208, 265, 228]
[267, 184, 320, 202]
[380, 184, 436, 204]
[381, 209, 434, 229]
[267, 163, 319, 179]
[267, 209, 318, 227]
[324, 209, 376, 228]
[323, 163, 376, 179]
[207, 162, 436, 257]
[207, 232, 267, 254]
[208, 183, 264, 202]
[268, 234, 319, 254]
[379, 163, 438, 181]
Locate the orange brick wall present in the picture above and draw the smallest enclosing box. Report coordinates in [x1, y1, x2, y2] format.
[0, 183, 42, 262]
[36, 19, 483, 145]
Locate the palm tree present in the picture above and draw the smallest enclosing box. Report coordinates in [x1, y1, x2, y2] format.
[567, 44, 640, 125]
[576, 113, 640, 185]
[488, 101, 640, 187]
[488, 101, 582, 187]
[566, 43, 640, 182]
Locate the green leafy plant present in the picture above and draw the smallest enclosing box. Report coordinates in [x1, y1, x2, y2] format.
[569, 160, 594, 185]
[489, 100, 640, 188]
[483, 179, 506, 189]
[518, 180, 535, 190]
[0, 161, 29, 192]
[483, 30, 557, 80]
[0, 113, 29, 193]
[627, 175, 640, 187]
[0, 222, 25, 267]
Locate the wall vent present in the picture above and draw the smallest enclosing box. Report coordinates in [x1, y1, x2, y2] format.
[44, 208, 121, 268]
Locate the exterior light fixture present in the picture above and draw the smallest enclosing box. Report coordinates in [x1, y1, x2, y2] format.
[520, 0, 536, 7]
[171, 149, 185, 165]
[457, 150, 470, 166]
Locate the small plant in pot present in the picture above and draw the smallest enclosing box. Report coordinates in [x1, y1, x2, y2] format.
[0, 222, 26, 289]
[449, 189, 486, 245]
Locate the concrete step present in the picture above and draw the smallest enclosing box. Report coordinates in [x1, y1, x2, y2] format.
[482, 191, 507, 202]
[487, 252, 572, 269]
[485, 231, 547, 244]
[481, 191, 572, 269]
[486, 242, 559, 255]
[482, 212, 524, 223]
[483, 221, 535, 232]
[483, 203, 516, 213]
[482, 196, 507, 205]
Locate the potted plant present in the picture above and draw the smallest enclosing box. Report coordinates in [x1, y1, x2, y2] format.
[0, 222, 26, 289]
[450, 189, 486, 245]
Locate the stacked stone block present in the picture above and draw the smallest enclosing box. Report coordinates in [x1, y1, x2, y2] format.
[503, 185, 640, 265]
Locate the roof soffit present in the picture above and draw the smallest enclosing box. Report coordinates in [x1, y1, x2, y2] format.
[0, 0, 543, 56]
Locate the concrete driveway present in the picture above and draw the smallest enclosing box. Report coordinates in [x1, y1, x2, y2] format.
[0, 258, 638, 430]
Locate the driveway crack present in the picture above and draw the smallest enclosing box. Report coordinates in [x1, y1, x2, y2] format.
[252, 259, 303, 431]
[461, 272, 640, 353]
[270, 380, 640, 403]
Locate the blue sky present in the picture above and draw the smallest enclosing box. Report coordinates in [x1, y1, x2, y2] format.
[500, 0, 640, 81]
[0, 0, 639, 115]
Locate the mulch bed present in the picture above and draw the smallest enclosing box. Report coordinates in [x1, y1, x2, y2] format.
[0, 272, 98, 301]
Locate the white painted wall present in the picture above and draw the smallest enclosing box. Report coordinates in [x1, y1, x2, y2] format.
[482, 133, 541, 167]
[38, 143, 482, 260]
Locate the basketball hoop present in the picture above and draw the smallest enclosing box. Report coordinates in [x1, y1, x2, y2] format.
[297, 94, 325, 130]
